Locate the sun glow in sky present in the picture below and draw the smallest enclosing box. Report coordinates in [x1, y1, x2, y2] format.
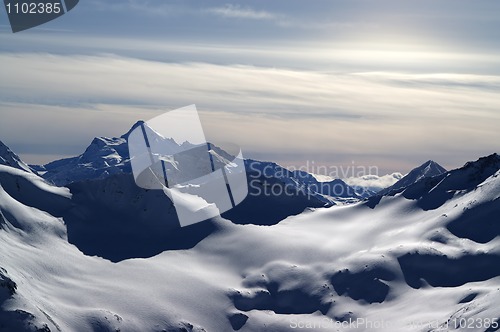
[1, 0, 499, 174]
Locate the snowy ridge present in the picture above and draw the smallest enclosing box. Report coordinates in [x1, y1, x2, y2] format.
[0, 141, 35, 174]
[378, 160, 447, 196]
[367, 154, 500, 211]
[36, 135, 131, 186]
[35, 121, 219, 186]
[33, 121, 361, 221]
[36, 128, 361, 204]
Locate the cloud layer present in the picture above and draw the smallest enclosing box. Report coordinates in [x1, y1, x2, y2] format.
[1, 53, 499, 172]
[344, 173, 404, 192]
[207, 4, 277, 20]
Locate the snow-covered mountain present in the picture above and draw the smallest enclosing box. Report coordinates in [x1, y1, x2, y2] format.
[1, 141, 499, 331]
[377, 160, 447, 196]
[33, 122, 361, 218]
[33, 122, 140, 186]
[0, 141, 35, 174]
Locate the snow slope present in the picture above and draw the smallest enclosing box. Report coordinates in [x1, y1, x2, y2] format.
[1, 144, 499, 331]
[0, 141, 35, 174]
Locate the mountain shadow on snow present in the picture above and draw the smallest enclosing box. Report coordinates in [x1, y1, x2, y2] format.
[65, 174, 217, 262]
[398, 252, 500, 288]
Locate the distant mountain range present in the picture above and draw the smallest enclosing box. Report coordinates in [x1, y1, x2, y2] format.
[31, 121, 370, 225]
[28, 122, 447, 202]
[1, 120, 454, 233]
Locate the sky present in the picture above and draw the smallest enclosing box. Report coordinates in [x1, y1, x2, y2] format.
[1, 0, 499, 175]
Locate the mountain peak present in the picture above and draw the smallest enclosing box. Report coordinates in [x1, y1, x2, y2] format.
[422, 160, 435, 167]
[121, 120, 146, 139]
[378, 160, 447, 196]
[415, 160, 447, 176]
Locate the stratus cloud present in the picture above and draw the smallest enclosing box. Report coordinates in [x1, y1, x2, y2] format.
[207, 4, 277, 20]
[1, 53, 499, 171]
[344, 173, 404, 192]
